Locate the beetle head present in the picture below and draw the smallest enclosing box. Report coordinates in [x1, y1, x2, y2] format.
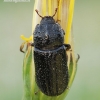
[40, 16, 55, 24]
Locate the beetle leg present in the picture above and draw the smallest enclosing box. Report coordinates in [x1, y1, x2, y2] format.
[20, 42, 34, 53]
[56, 19, 61, 23]
[31, 43, 34, 47]
[35, 89, 40, 95]
[64, 44, 71, 50]
[76, 54, 80, 63]
[20, 42, 26, 53]
[67, 86, 70, 90]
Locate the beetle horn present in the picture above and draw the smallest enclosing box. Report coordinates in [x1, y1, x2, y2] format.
[35, 9, 43, 18]
[52, 8, 58, 17]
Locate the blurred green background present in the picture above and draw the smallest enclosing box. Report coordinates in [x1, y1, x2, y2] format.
[0, 0, 100, 100]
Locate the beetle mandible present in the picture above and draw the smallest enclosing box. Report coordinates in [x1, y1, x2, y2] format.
[31, 8, 71, 96]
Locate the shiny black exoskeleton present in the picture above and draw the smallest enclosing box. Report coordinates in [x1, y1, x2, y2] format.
[31, 9, 71, 96]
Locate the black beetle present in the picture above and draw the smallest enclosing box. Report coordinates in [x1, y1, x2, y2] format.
[31, 8, 71, 96]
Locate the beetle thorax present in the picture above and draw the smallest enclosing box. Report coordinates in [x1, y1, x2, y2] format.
[34, 18, 64, 50]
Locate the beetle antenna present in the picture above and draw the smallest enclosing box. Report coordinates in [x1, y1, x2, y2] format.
[52, 8, 58, 17]
[35, 9, 43, 18]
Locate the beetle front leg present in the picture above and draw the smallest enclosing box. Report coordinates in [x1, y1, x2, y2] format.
[20, 42, 26, 53]
[64, 44, 71, 50]
[35, 89, 40, 95]
[31, 43, 34, 47]
[20, 42, 34, 53]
